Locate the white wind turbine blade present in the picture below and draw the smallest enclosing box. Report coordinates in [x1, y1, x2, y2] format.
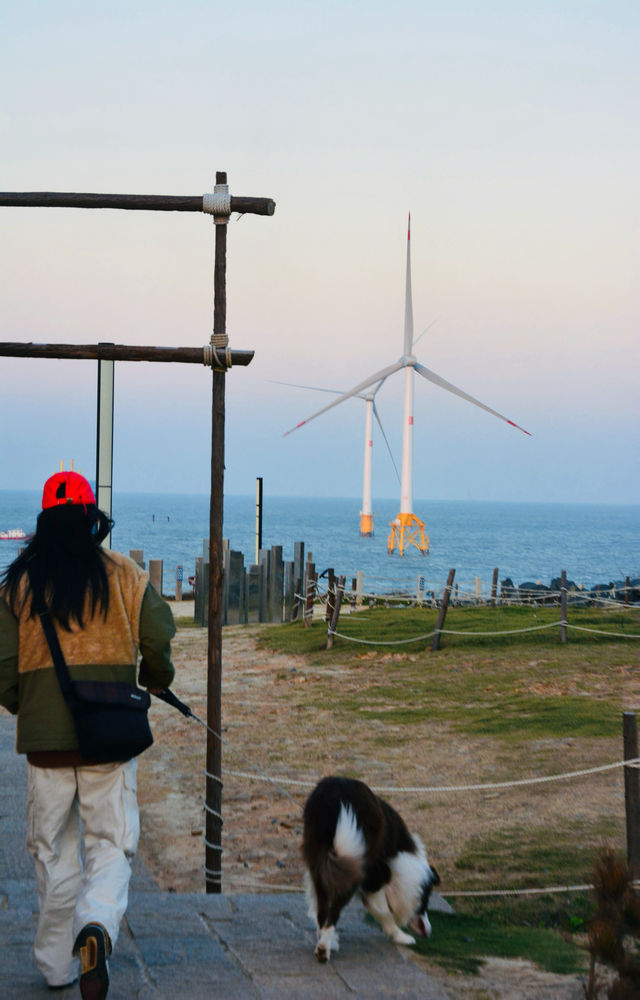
[414, 362, 531, 435]
[282, 361, 404, 436]
[269, 379, 344, 396]
[372, 401, 401, 483]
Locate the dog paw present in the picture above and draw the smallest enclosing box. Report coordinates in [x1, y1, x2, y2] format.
[315, 944, 329, 963]
[392, 929, 416, 946]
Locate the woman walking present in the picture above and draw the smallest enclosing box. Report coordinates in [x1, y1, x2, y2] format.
[0, 470, 176, 999]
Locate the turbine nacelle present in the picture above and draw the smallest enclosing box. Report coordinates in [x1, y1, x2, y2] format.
[400, 354, 417, 367]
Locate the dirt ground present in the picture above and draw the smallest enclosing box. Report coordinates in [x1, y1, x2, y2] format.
[136, 606, 610, 999]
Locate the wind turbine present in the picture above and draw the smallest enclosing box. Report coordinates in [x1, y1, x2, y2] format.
[279, 379, 400, 536]
[284, 215, 531, 555]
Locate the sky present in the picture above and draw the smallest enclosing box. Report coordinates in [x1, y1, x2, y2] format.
[0, 0, 638, 506]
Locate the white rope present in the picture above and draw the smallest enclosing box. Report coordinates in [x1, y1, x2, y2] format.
[440, 621, 561, 637]
[203, 838, 223, 852]
[565, 623, 640, 638]
[328, 617, 638, 645]
[328, 628, 436, 645]
[203, 802, 223, 821]
[224, 758, 640, 795]
[203, 877, 602, 898]
[202, 185, 231, 221]
[445, 884, 593, 898]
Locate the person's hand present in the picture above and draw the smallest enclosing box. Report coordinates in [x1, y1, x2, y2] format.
[146, 687, 165, 696]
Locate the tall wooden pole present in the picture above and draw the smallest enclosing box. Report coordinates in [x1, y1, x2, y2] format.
[623, 712, 640, 879]
[205, 171, 228, 894]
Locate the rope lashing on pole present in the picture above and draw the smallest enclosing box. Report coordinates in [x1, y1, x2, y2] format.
[202, 185, 232, 222]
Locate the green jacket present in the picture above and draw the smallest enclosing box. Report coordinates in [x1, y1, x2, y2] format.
[0, 550, 175, 754]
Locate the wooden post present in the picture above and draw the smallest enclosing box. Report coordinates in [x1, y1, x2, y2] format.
[205, 171, 228, 895]
[431, 568, 456, 652]
[304, 562, 316, 627]
[255, 477, 263, 565]
[325, 569, 336, 623]
[327, 576, 346, 650]
[623, 712, 640, 879]
[560, 569, 567, 644]
[129, 549, 144, 568]
[283, 561, 294, 623]
[258, 549, 270, 622]
[293, 542, 305, 590]
[626, 576, 630, 607]
[149, 559, 163, 595]
[269, 545, 284, 623]
[491, 567, 498, 607]
[292, 578, 302, 621]
[226, 550, 245, 625]
[246, 564, 261, 623]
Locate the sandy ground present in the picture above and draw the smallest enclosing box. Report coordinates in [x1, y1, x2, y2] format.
[135, 602, 608, 999]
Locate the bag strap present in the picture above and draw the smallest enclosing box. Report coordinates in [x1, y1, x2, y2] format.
[27, 565, 76, 705]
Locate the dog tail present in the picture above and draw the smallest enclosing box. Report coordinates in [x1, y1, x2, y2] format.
[321, 803, 365, 890]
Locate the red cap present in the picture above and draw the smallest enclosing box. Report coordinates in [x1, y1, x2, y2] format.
[42, 471, 96, 510]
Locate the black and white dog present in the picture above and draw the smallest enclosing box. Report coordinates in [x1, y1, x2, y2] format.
[302, 776, 440, 962]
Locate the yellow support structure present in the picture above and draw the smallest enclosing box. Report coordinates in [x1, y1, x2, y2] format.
[359, 512, 374, 536]
[387, 511, 429, 556]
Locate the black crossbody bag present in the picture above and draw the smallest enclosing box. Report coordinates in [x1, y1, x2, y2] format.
[29, 569, 153, 763]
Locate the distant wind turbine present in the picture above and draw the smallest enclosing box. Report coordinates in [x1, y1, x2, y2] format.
[277, 378, 399, 536]
[284, 215, 531, 555]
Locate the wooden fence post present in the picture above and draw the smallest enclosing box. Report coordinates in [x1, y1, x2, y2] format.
[327, 575, 346, 649]
[560, 569, 567, 644]
[258, 549, 270, 622]
[283, 561, 294, 623]
[149, 559, 163, 595]
[304, 562, 316, 628]
[292, 577, 302, 620]
[431, 568, 456, 652]
[246, 564, 260, 623]
[623, 712, 640, 879]
[129, 548, 144, 568]
[626, 576, 630, 607]
[269, 545, 284, 623]
[325, 569, 336, 623]
[491, 567, 498, 607]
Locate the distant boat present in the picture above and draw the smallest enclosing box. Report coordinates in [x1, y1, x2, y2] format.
[0, 528, 30, 541]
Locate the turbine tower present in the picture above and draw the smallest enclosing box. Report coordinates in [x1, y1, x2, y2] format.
[280, 379, 399, 536]
[285, 215, 530, 554]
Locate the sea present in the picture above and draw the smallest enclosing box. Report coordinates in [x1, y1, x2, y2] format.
[0, 491, 638, 597]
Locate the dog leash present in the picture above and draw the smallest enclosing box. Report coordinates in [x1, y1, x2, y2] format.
[153, 689, 304, 812]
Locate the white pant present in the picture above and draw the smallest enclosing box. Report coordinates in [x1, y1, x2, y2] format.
[26, 760, 139, 987]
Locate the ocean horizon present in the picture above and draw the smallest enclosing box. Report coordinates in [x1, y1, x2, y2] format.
[1, 490, 638, 596]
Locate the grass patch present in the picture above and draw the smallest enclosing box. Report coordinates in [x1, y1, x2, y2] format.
[463, 696, 619, 739]
[259, 605, 640, 658]
[414, 911, 586, 976]
[172, 615, 203, 629]
[454, 823, 619, 886]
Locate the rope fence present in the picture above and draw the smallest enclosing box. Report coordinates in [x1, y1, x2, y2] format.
[178, 697, 640, 900]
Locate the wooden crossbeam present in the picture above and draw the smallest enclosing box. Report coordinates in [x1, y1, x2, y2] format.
[0, 342, 254, 366]
[0, 191, 275, 215]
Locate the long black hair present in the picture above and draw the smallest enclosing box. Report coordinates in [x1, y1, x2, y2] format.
[2, 504, 113, 630]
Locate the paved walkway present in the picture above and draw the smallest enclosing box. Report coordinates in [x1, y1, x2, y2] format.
[0, 712, 449, 998]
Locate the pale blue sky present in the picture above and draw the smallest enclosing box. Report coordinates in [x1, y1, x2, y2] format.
[0, 1, 638, 504]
